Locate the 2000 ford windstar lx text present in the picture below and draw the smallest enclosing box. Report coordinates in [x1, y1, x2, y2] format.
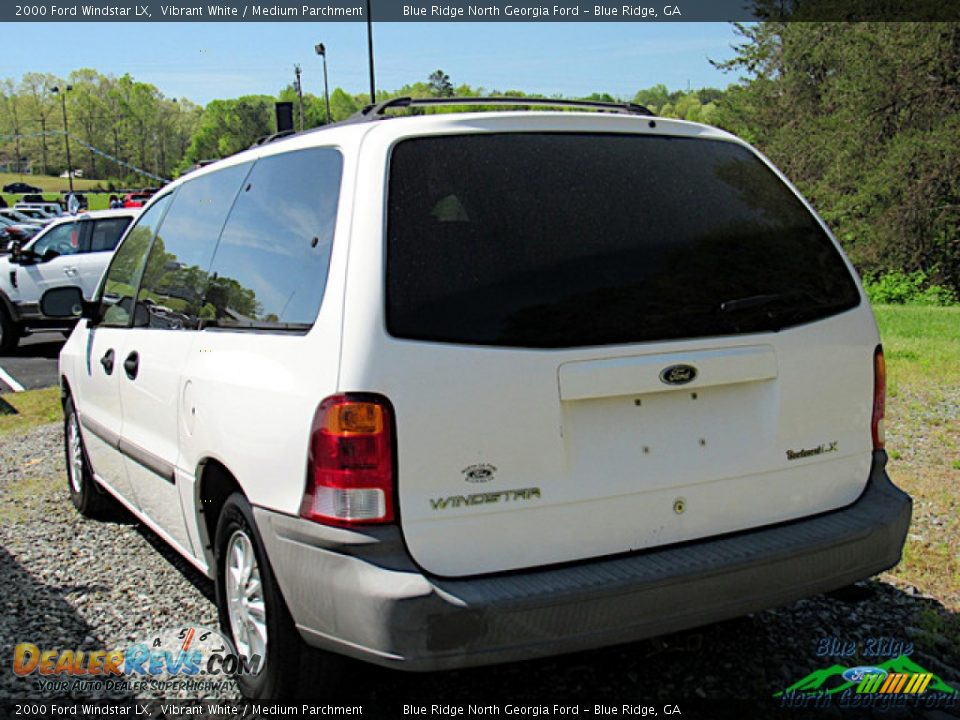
[43, 97, 912, 699]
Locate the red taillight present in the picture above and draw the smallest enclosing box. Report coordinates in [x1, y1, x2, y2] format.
[300, 394, 395, 527]
[872, 345, 886, 450]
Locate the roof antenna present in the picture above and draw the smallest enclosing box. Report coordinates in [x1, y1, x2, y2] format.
[365, 0, 376, 103]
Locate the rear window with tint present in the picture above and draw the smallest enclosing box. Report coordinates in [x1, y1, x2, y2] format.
[90, 217, 133, 252]
[386, 133, 860, 348]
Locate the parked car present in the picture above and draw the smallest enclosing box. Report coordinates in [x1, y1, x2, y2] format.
[3, 182, 42, 193]
[20, 193, 48, 204]
[0, 208, 139, 352]
[0, 208, 48, 226]
[122, 192, 152, 208]
[7, 207, 54, 224]
[14, 202, 64, 219]
[42, 98, 911, 700]
[0, 216, 41, 253]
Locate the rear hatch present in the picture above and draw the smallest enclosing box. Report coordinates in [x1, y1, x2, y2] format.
[351, 124, 877, 578]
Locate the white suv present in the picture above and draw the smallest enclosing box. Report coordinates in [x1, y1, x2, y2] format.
[0, 208, 139, 353]
[44, 98, 911, 700]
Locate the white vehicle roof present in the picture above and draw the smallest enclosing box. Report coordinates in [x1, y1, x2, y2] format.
[164, 110, 741, 193]
[22, 208, 141, 248]
[38, 207, 140, 224]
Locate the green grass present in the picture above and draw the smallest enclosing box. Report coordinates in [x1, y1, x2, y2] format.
[874, 305, 960, 391]
[3, 192, 112, 211]
[0, 171, 106, 193]
[874, 305, 960, 609]
[1, 171, 115, 211]
[0, 387, 62, 436]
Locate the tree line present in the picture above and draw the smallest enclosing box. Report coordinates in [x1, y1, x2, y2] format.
[1, 22, 955, 295]
[0, 70, 202, 184]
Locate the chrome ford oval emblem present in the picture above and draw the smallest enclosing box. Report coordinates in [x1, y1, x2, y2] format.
[462, 463, 497, 483]
[660, 364, 697, 386]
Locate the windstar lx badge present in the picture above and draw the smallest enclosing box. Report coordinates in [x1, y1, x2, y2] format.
[786, 441, 839, 461]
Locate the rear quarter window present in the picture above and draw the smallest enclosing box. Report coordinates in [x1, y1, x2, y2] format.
[386, 133, 860, 348]
[201, 147, 343, 331]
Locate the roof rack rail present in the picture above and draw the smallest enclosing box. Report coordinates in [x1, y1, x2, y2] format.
[249, 129, 297, 148]
[352, 96, 654, 120]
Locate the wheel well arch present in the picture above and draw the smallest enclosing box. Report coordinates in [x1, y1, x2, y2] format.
[196, 458, 245, 567]
[59, 375, 72, 404]
[0, 288, 18, 320]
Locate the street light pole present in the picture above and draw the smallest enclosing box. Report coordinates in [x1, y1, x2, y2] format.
[365, 0, 376, 104]
[294, 64, 304, 131]
[52, 85, 74, 194]
[315, 43, 331, 124]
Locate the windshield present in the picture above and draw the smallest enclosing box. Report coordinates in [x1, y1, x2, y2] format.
[386, 133, 860, 348]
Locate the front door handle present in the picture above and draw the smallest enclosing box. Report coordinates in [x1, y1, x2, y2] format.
[100, 349, 114, 375]
[123, 351, 139, 380]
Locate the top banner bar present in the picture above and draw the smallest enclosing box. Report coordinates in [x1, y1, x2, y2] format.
[3, 0, 958, 22]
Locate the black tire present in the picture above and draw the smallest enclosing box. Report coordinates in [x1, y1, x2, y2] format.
[63, 396, 114, 518]
[215, 493, 341, 699]
[0, 304, 19, 355]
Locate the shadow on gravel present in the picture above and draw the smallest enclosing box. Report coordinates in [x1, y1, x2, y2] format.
[129, 517, 216, 604]
[0, 546, 134, 700]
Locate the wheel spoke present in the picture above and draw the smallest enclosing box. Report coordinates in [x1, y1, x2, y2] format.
[246, 599, 266, 622]
[224, 528, 268, 667]
[248, 617, 267, 659]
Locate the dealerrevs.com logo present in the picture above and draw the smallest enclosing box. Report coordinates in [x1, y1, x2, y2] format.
[13, 625, 260, 695]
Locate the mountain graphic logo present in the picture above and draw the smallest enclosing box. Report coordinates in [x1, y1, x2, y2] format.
[776, 655, 956, 697]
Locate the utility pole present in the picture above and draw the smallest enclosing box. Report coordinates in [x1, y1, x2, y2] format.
[294, 64, 304, 131]
[315, 43, 331, 124]
[366, 0, 376, 103]
[52, 85, 74, 194]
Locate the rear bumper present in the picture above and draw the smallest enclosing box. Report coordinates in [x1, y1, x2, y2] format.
[254, 451, 911, 671]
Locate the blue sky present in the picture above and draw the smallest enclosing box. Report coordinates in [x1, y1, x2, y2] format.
[4, 22, 743, 104]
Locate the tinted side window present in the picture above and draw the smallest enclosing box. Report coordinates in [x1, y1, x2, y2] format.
[90, 217, 133, 252]
[99, 196, 172, 328]
[203, 148, 343, 330]
[136, 163, 251, 330]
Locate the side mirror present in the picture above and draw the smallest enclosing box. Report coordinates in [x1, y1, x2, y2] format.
[9, 247, 36, 265]
[40, 286, 96, 320]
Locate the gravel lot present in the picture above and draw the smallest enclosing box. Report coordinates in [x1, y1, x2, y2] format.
[1, 423, 958, 717]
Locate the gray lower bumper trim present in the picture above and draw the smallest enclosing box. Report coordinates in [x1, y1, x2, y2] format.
[254, 452, 910, 671]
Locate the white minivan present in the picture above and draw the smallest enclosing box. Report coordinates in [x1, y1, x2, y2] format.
[44, 98, 911, 699]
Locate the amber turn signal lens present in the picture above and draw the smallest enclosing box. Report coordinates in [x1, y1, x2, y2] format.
[323, 402, 384, 435]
